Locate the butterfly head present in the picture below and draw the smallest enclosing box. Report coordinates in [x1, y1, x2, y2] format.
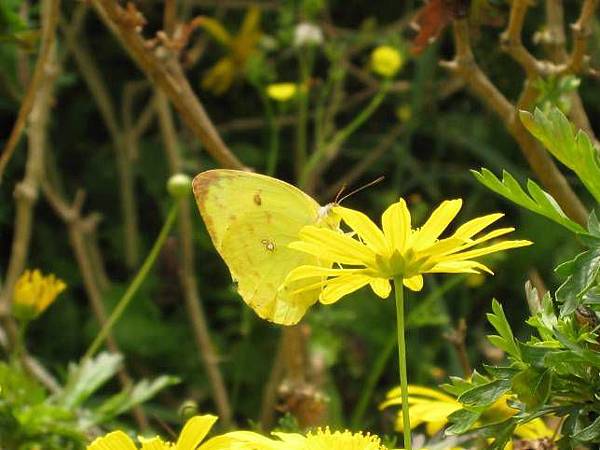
[317, 203, 340, 229]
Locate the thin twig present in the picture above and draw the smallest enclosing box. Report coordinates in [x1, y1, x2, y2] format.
[0, 18, 58, 319]
[0, 0, 61, 181]
[61, 12, 140, 268]
[445, 20, 588, 226]
[90, 0, 246, 170]
[155, 92, 232, 427]
[42, 180, 149, 430]
[444, 319, 472, 377]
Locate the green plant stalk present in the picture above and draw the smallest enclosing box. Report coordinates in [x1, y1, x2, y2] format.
[266, 104, 281, 177]
[295, 46, 314, 180]
[394, 276, 411, 450]
[351, 329, 396, 429]
[82, 203, 178, 360]
[300, 80, 391, 186]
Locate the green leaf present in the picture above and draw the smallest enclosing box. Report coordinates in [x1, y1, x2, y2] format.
[472, 168, 585, 234]
[92, 375, 179, 425]
[511, 368, 552, 409]
[486, 299, 522, 360]
[573, 415, 600, 442]
[458, 379, 512, 408]
[446, 408, 481, 434]
[520, 107, 600, 204]
[555, 248, 600, 316]
[55, 352, 123, 409]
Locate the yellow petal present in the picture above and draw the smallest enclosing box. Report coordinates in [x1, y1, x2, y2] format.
[438, 227, 516, 257]
[442, 240, 532, 262]
[201, 431, 280, 450]
[403, 274, 423, 291]
[411, 199, 462, 249]
[428, 260, 493, 275]
[426, 420, 448, 436]
[334, 206, 388, 254]
[240, 6, 261, 38]
[295, 226, 375, 265]
[369, 278, 391, 298]
[452, 213, 504, 239]
[140, 436, 169, 450]
[198, 17, 232, 45]
[88, 431, 138, 450]
[382, 199, 411, 251]
[320, 274, 372, 304]
[175, 415, 217, 450]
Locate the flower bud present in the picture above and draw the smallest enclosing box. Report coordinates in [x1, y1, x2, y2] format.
[167, 174, 192, 199]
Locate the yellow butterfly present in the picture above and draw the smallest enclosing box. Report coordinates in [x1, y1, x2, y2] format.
[192, 170, 339, 325]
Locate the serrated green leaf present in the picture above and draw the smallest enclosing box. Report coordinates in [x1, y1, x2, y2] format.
[54, 352, 123, 409]
[573, 415, 600, 442]
[555, 248, 600, 316]
[486, 299, 522, 360]
[446, 408, 481, 434]
[472, 168, 585, 234]
[92, 375, 179, 425]
[511, 368, 552, 409]
[458, 379, 512, 407]
[520, 107, 600, 204]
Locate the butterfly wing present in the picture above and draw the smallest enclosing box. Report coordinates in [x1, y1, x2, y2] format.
[192, 170, 326, 325]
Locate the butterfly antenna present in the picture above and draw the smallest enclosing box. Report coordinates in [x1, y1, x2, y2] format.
[338, 176, 385, 204]
[334, 183, 348, 204]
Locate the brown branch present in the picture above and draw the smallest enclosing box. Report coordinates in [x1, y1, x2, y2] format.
[567, 0, 599, 74]
[90, 0, 246, 170]
[444, 319, 472, 377]
[61, 13, 140, 268]
[0, 0, 61, 181]
[445, 20, 588, 226]
[0, 29, 58, 318]
[155, 92, 232, 427]
[42, 181, 149, 430]
[500, 0, 541, 77]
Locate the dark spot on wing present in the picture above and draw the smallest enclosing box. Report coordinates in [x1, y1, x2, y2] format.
[254, 192, 262, 206]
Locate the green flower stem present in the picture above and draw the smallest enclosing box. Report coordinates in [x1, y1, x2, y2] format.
[394, 276, 411, 450]
[266, 103, 281, 177]
[300, 79, 391, 187]
[82, 203, 178, 361]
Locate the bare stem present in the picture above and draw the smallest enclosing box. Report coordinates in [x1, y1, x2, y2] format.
[155, 92, 232, 427]
[0, 0, 61, 181]
[90, 0, 246, 170]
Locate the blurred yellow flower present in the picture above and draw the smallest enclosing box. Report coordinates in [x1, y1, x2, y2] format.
[12, 269, 66, 321]
[380, 385, 555, 447]
[271, 428, 389, 450]
[88, 415, 242, 450]
[284, 199, 531, 304]
[266, 82, 298, 102]
[371, 46, 404, 78]
[199, 7, 262, 95]
[396, 105, 412, 122]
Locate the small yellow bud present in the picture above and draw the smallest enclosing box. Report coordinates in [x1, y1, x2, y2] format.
[12, 270, 66, 321]
[396, 105, 412, 122]
[370, 45, 404, 78]
[167, 173, 192, 199]
[266, 83, 298, 102]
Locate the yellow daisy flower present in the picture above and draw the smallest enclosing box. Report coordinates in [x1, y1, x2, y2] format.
[88, 415, 221, 450]
[272, 428, 389, 450]
[284, 198, 531, 304]
[371, 46, 404, 78]
[266, 82, 298, 102]
[12, 269, 66, 321]
[380, 385, 555, 446]
[199, 7, 262, 95]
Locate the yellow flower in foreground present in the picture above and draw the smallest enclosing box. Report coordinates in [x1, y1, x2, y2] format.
[199, 7, 261, 95]
[371, 46, 404, 78]
[88, 415, 227, 450]
[285, 199, 531, 304]
[12, 269, 66, 321]
[272, 428, 389, 450]
[266, 82, 298, 102]
[380, 385, 554, 445]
